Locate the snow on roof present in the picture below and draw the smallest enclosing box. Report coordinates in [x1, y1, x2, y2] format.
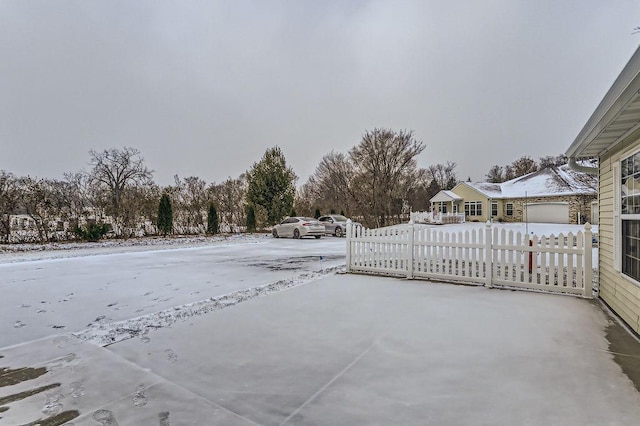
[430, 190, 463, 203]
[464, 164, 597, 199]
[442, 190, 462, 200]
[465, 182, 502, 197]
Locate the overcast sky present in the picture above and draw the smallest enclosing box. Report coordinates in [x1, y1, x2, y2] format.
[2, 1, 640, 186]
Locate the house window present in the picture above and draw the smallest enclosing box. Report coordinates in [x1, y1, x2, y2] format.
[621, 152, 640, 214]
[491, 202, 498, 217]
[506, 203, 514, 216]
[464, 201, 482, 216]
[621, 151, 640, 282]
[622, 221, 640, 282]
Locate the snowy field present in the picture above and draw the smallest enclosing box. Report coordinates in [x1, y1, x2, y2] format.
[0, 234, 346, 349]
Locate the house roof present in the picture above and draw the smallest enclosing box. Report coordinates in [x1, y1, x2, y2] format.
[430, 190, 462, 203]
[462, 164, 597, 199]
[566, 45, 640, 158]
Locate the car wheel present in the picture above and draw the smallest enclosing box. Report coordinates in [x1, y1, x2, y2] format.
[294, 229, 300, 239]
[315, 235, 321, 239]
[272, 228, 279, 238]
[335, 227, 343, 237]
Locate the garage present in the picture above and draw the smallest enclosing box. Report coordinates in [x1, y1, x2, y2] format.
[524, 202, 569, 224]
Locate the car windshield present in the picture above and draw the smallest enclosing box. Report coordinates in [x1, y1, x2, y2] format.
[332, 215, 348, 222]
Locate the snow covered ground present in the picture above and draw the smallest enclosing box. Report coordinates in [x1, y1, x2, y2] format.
[0, 234, 246, 263]
[0, 234, 346, 349]
[2, 274, 639, 425]
[0, 223, 599, 351]
[1, 226, 638, 425]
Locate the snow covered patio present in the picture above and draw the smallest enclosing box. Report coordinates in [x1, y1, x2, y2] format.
[1, 236, 640, 425]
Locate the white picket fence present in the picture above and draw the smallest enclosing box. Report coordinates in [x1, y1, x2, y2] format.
[345, 221, 593, 298]
[410, 211, 466, 224]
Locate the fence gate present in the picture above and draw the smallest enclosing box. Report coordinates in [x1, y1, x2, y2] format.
[346, 221, 593, 298]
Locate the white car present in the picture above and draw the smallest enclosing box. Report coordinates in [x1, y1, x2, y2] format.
[272, 217, 324, 239]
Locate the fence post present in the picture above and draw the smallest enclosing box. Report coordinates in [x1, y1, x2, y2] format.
[346, 219, 352, 273]
[407, 220, 415, 279]
[583, 222, 593, 298]
[485, 221, 492, 288]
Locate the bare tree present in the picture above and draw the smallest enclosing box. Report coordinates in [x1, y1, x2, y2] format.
[504, 165, 515, 181]
[510, 156, 538, 178]
[0, 171, 21, 242]
[172, 175, 208, 234]
[118, 184, 160, 237]
[62, 172, 93, 229]
[485, 165, 504, 183]
[349, 128, 425, 227]
[426, 161, 458, 190]
[304, 151, 355, 214]
[210, 175, 247, 232]
[87, 147, 153, 236]
[19, 177, 69, 243]
[405, 168, 431, 212]
[294, 184, 315, 218]
[539, 154, 568, 169]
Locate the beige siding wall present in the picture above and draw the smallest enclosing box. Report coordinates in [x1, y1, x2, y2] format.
[599, 141, 640, 334]
[451, 184, 491, 222]
[451, 184, 595, 224]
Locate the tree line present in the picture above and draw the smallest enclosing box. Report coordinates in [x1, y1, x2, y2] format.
[0, 147, 250, 242]
[2, 129, 571, 243]
[484, 154, 569, 183]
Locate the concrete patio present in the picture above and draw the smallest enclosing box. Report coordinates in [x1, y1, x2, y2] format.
[1, 274, 640, 425]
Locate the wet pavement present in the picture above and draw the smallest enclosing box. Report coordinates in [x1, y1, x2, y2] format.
[2, 274, 640, 425]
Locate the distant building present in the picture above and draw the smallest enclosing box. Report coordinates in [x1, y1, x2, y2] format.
[429, 164, 597, 224]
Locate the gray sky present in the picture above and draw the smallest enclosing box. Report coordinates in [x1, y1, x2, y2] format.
[2, 1, 640, 186]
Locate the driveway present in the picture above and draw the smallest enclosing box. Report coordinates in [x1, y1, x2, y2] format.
[2, 273, 639, 425]
[0, 236, 346, 348]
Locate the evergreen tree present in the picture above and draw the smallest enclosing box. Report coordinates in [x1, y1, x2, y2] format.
[74, 223, 109, 242]
[290, 208, 297, 217]
[246, 205, 256, 233]
[314, 208, 321, 219]
[246, 147, 296, 225]
[340, 210, 345, 216]
[157, 193, 173, 236]
[207, 203, 219, 234]
[330, 208, 336, 214]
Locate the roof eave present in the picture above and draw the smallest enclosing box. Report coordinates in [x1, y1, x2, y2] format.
[566, 45, 640, 158]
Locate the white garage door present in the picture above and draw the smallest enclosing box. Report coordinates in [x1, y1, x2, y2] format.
[524, 202, 569, 224]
